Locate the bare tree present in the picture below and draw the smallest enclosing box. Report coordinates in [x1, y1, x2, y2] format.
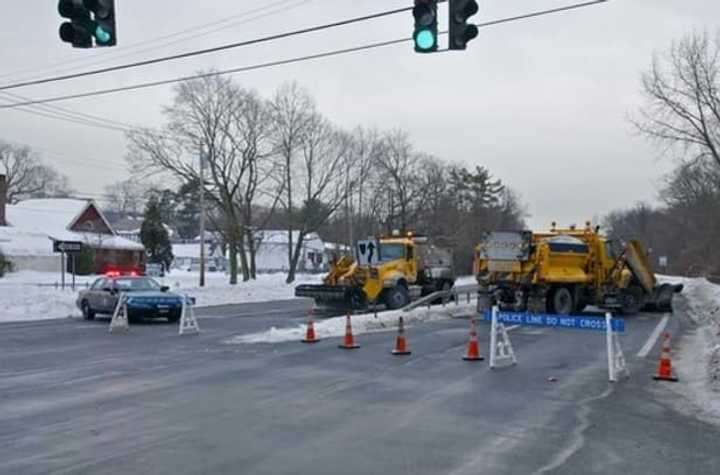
[127, 74, 266, 284]
[373, 130, 424, 232]
[634, 30, 720, 169]
[226, 89, 278, 280]
[0, 141, 70, 203]
[285, 114, 352, 283]
[269, 82, 315, 281]
[103, 179, 148, 216]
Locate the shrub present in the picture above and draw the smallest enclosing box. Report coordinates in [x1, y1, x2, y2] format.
[0, 249, 13, 277]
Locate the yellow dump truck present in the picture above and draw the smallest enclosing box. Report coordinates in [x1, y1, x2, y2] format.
[473, 223, 683, 315]
[295, 234, 454, 309]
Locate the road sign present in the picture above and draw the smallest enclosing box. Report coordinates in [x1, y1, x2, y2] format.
[483, 310, 625, 333]
[658, 256, 668, 268]
[53, 240, 83, 253]
[356, 239, 380, 266]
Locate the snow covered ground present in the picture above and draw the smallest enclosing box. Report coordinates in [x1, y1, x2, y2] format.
[661, 276, 720, 422]
[0, 270, 322, 323]
[0, 271, 475, 323]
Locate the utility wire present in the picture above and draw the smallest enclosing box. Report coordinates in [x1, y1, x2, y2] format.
[0, 5, 413, 92]
[0, 0, 309, 83]
[0, 91, 135, 131]
[0, 0, 609, 110]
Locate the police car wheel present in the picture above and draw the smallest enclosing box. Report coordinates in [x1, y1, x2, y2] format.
[81, 301, 95, 321]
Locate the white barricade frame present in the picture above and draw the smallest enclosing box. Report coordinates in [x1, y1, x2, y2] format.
[109, 292, 129, 333]
[485, 306, 628, 381]
[179, 297, 200, 336]
[489, 306, 517, 368]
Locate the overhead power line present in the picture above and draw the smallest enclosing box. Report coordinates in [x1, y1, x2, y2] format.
[0, 5, 414, 92]
[0, 0, 609, 111]
[0, 0, 309, 83]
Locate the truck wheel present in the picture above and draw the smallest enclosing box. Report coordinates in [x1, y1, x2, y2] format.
[621, 286, 644, 315]
[81, 301, 95, 321]
[385, 286, 410, 310]
[550, 287, 574, 316]
[348, 288, 366, 310]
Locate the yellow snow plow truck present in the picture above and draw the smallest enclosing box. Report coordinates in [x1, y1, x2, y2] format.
[295, 234, 454, 309]
[473, 223, 683, 315]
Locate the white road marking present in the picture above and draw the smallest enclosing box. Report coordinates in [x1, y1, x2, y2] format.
[636, 314, 670, 358]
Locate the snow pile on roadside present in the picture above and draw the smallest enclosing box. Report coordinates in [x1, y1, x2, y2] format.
[669, 277, 720, 420]
[228, 301, 477, 344]
[0, 286, 81, 322]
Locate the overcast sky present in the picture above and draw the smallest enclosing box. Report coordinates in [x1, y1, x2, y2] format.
[0, 0, 717, 229]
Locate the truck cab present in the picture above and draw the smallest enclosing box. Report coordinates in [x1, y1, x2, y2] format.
[295, 233, 454, 310]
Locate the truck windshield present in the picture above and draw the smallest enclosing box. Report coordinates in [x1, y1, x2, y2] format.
[380, 243, 405, 261]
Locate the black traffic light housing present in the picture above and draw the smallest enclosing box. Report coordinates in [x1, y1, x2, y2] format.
[449, 0, 479, 50]
[58, 0, 93, 48]
[58, 0, 116, 48]
[413, 0, 438, 53]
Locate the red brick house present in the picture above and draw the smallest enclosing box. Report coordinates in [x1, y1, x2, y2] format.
[0, 190, 145, 273]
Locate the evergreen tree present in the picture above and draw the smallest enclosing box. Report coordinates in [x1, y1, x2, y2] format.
[140, 196, 174, 271]
[175, 179, 202, 240]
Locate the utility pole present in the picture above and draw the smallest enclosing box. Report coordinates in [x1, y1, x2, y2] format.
[199, 145, 206, 288]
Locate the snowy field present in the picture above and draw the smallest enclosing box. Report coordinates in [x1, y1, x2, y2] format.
[0, 270, 323, 323]
[0, 271, 475, 323]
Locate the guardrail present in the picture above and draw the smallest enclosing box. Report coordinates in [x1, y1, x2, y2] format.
[403, 284, 479, 312]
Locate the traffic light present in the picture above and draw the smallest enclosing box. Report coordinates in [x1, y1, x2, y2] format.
[58, 0, 116, 48]
[413, 0, 438, 53]
[84, 0, 117, 47]
[448, 0, 479, 50]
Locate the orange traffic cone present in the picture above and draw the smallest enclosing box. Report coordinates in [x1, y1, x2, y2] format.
[653, 332, 678, 382]
[391, 316, 411, 355]
[338, 313, 360, 349]
[463, 318, 484, 361]
[302, 309, 319, 343]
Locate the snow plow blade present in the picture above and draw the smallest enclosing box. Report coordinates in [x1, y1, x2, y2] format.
[294, 284, 351, 304]
[645, 283, 684, 312]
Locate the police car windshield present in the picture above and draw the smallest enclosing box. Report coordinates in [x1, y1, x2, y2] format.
[113, 277, 161, 291]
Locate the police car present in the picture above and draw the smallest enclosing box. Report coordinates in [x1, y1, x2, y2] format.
[77, 274, 192, 323]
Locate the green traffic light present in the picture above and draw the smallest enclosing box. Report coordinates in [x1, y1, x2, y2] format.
[94, 25, 111, 44]
[415, 29, 436, 50]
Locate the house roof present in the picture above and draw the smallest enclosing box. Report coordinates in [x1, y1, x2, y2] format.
[172, 243, 224, 259]
[258, 230, 324, 249]
[0, 226, 56, 257]
[3, 198, 143, 254]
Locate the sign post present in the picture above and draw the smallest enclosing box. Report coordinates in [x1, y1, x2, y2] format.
[53, 240, 83, 290]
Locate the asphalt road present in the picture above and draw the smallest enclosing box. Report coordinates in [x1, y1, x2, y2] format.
[0, 296, 718, 475]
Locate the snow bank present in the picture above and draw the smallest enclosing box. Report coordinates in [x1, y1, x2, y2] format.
[0, 270, 322, 323]
[0, 286, 81, 322]
[663, 276, 720, 421]
[227, 301, 477, 345]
